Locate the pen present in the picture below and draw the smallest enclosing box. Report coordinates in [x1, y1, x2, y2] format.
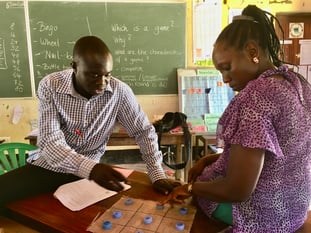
[75, 128, 83, 137]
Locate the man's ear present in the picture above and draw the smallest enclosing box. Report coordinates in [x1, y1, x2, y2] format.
[71, 61, 77, 70]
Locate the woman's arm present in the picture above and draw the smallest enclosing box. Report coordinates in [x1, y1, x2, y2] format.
[188, 153, 221, 183]
[192, 144, 265, 202]
[161, 144, 265, 204]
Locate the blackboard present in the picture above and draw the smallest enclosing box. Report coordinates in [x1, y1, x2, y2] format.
[0, 1, 32, 97]
[28, 1, 186, 95]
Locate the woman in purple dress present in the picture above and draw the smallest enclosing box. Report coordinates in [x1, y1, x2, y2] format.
[161, 5, 311, 232]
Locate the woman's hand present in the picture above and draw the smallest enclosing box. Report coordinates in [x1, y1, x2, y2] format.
[159, 184, 191, 205]
[153, 179, 181, 195]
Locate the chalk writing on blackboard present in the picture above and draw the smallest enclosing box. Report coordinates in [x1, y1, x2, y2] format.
[29, 2, 185, 95]
[0, 1, 186, 97]
[0, 38, 8, 70]
[10, 22, 25, 93]
[0, 1, 31, 97]
[109, 21, 182, 89]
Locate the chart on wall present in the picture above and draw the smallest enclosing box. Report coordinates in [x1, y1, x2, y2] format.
[177, 68, 235, 132]
[178, 68, 235, 116]
[28, 1, 186, 95]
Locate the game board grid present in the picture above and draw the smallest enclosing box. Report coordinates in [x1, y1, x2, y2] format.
[87, 196, 196, 233]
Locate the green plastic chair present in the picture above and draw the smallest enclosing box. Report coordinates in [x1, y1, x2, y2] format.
[0, 142, 37, 175]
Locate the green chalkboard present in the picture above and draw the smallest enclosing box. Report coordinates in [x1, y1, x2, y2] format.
[0, 1, 32, 97]
[29, 1, 186, 95]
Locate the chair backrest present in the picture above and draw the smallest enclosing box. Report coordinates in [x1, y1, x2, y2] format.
[0, 142, 37, 175]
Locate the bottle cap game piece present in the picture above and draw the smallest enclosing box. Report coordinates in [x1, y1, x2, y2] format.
[156, 204, 164, 210]
[125, 198, 133, 205]
[179, 207, 188, 215]
[175, 222, 185, 231]
[144, 216, 153, 224]
[112, 210, 122, 219]
[102, 221, 112, 229]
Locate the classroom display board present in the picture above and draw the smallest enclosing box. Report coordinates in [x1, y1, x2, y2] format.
[0, 1, 186, 97]
[0, 1, 32, 98]
[177, 68, 235, 132]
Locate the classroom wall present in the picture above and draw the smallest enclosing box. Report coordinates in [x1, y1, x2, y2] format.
[0, 95, 179, 143]
[0, 0, 310, 143]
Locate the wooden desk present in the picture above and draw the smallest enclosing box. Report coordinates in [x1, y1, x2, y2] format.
[25, 132, 191, 181]
[195, 134, 217, 157]
[25, 132, 187, 148]
[4, 171, 228, 233]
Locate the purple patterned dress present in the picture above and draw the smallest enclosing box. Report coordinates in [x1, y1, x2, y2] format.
[197, 66, 311, 232]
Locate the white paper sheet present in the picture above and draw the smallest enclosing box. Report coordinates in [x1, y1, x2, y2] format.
[54, 168, 133, 211]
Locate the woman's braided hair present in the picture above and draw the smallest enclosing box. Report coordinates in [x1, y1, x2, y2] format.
[215, 5, 285, 67]
[215, 5, 310, 85]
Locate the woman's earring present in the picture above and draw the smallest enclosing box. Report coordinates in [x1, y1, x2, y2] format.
[253, 57, 259, 64]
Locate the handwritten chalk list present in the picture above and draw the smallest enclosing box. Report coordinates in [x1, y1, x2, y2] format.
[29, 1, 186, 95]
[0, 1, 186, 97]
[0, 1, 32, 97]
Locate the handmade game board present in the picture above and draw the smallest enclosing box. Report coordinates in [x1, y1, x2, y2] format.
[87, 196, 197, 233]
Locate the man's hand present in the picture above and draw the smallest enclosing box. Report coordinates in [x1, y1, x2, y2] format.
[153, 179, 181, 195]
[159, 184, 191, 205]
[89, 163, 128, 192]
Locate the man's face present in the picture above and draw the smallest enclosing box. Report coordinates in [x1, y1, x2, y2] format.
[73, 53, 113, 98]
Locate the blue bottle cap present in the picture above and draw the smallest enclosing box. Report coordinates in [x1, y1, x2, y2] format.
[112, 210, 122, 219]
[144, 216, 153, 224]
[179, 207, 188, 215]
[175, 222, 185, 231]
[125, 198, 133, 205]
[156, 204, 164, 210]
[102, 221, 112, 229]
